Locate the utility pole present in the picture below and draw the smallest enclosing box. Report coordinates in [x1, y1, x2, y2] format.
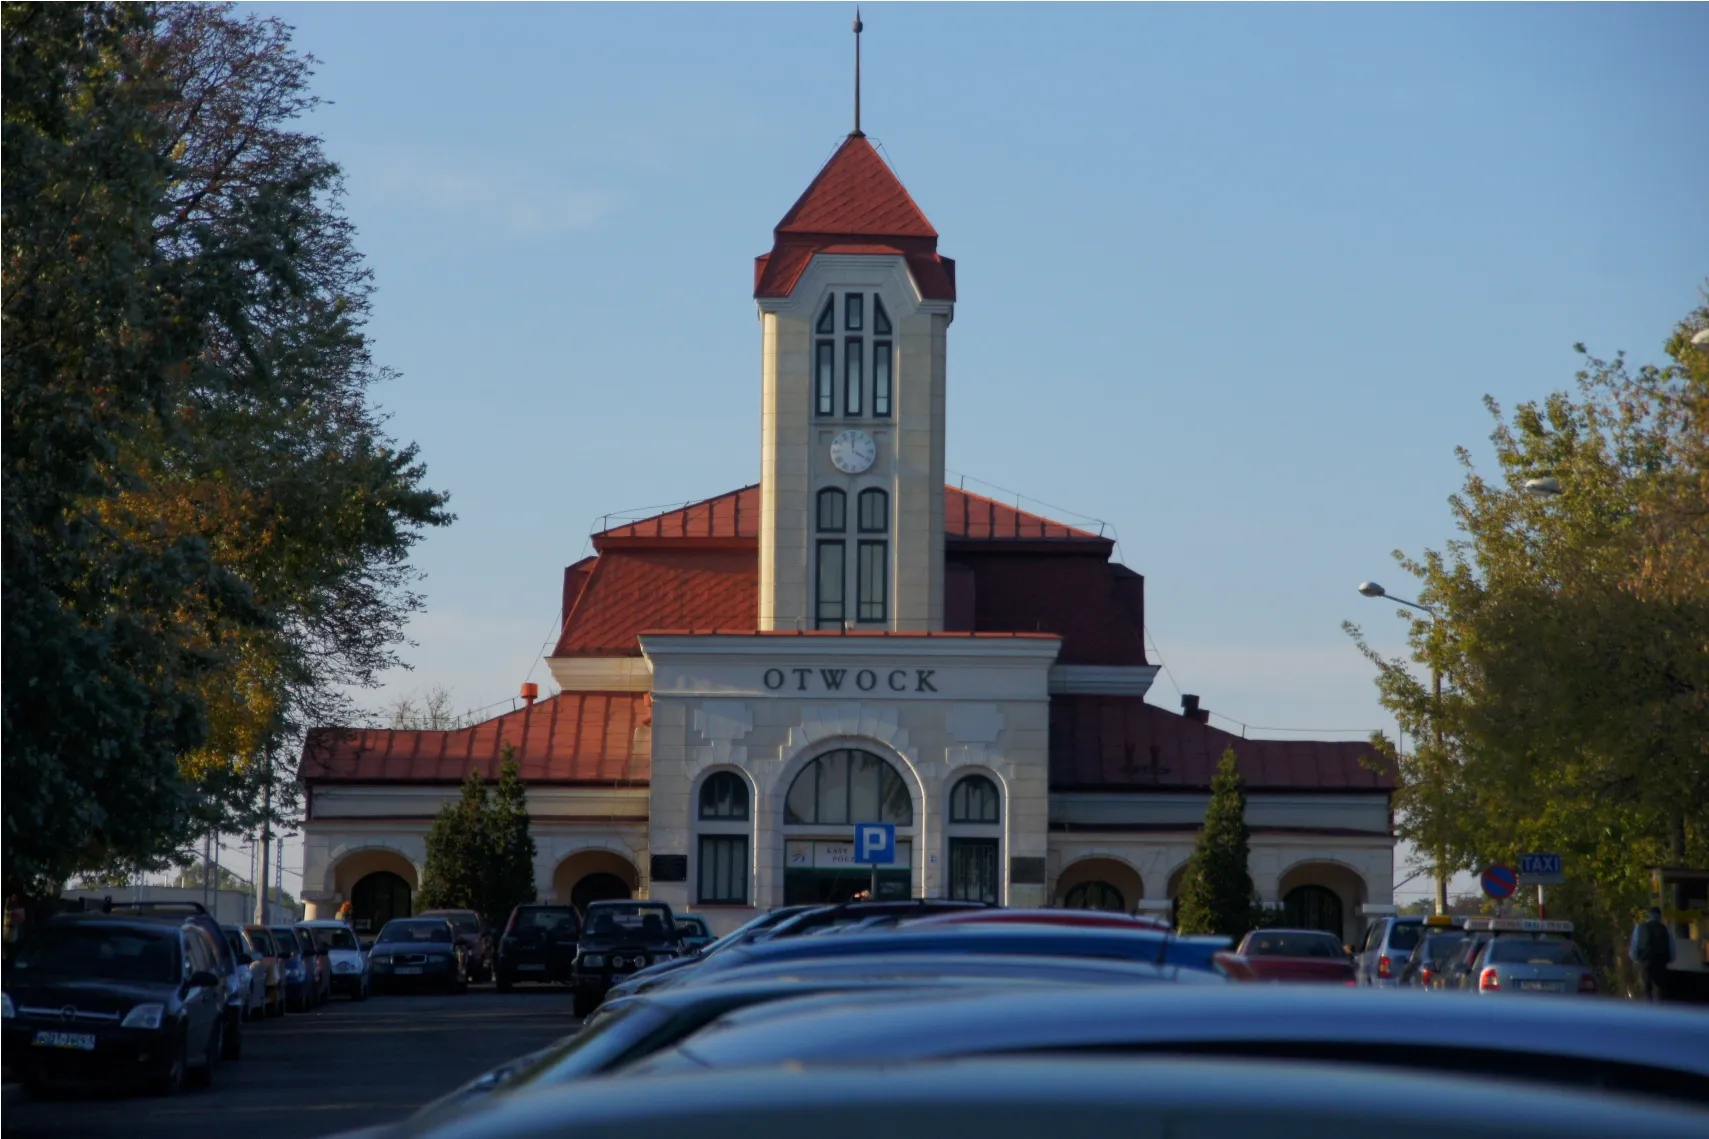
[1432, 663, 1447, 917]
[254, 758, 272, 925]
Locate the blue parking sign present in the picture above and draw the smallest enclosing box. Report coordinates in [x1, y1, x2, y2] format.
[853, 822, 895, 865]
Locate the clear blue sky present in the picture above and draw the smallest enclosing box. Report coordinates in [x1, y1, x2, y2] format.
[255, 3, 1706, 897]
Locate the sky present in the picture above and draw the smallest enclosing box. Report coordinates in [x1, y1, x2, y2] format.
[237, 3, 1707, 901]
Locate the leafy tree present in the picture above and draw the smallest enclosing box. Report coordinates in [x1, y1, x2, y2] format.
[1176, 748, 1258, 940]
[1345, 294, 1709, 982]
[388, 686, 467, 731]
[416, 751, 536, 927]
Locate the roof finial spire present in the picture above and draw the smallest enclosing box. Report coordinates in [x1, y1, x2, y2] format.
[851, 8, 865, 138]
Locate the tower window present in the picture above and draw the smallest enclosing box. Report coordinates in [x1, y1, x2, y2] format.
[815, 340, 835, 417]
[857, 488, 888, 533]
[857, 540, 887, 623]
[844, 339, 863, 416]
[844, 293, 863, 332]
[816, 540, 845, 629]
[699, 772, 751, 820]
[873, 341, 892, 418]
[817, 488, 846, 532]
[873, 295, 892, 336]
[816, 298, 835, 335]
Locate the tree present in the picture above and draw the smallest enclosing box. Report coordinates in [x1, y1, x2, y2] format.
[387, 686, 466, 731]
[416, 752, 537, 927]
[1176, 748, 1258, 940]
[1345, 294, 1709, 980]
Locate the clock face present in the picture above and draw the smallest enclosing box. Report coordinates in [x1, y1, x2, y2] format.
[829, 429, 877, 474]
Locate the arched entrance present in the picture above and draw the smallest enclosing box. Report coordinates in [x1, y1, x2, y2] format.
[1283, 884, 1343, 935]
[1057, 857, 1144, 914]
[781, 748, 915, 904]
[351, 871, 412, 933]
[552, 850, 639, 913]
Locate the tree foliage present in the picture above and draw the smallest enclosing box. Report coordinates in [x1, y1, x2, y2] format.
[1176, 748, 1258, 940]
[1346, 295, 1709, 978]
[2, 3, 450, 900]
[417, 752, 537, 927]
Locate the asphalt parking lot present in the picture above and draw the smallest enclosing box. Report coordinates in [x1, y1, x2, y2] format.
[2, 987, 578, 1138]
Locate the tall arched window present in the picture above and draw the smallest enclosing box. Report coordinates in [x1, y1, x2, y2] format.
[1064, 880, 1125, 912]
[855, 488, 888, 623]
[946, 774, 1000, 903]
[783, 750, 914, 906]
[815, 488, 848, 630]
[695, 771, 751, 905]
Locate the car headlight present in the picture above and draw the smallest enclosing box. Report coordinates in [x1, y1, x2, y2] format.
[579, 954, 605, 968]
[2, 993, 14, 1019]
[334, 961, 357, 973]
[122, 1003, 165, 1029]
[371, 955, 391, 966]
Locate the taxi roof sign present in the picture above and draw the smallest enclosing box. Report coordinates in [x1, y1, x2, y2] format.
[1424, 914, 1462, 927]
[1464, 917, 1573, 934]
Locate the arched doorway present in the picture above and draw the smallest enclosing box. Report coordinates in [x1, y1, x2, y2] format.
[552, 849, 640, 913]
[351, 871, 412, 934]
[1063, 881, 1125, 911]
[1056, 857, 1144, 914]
[1283, 884, 1343, 935]
[571, 872, 632, 912]
[782, 748, 915, 904]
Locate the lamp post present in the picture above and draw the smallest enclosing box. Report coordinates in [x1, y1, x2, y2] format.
[1359, 581, 1449, 916]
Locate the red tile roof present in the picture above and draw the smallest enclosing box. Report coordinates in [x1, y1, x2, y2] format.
[553, 549, 756, 656]
[1049, 696, 1394, 792]
[300, 692, 650, 786]
[947, 488, 1105, 543]
[755, 136, 955, 301]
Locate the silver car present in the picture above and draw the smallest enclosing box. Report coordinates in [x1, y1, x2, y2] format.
[1469, 932, 1597, 996]
[221, 925, 270, 1019]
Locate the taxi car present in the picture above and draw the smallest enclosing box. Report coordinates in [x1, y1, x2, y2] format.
[1396, 914, 1466, 990]
[1460, 918, 1596, 996]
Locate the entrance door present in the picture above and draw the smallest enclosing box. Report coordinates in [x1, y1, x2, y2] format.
[571, 872, 632, 914]
[351, 871, 412, 934]
[1283, 884, 1344, 936]
[948, 838, 999, 903]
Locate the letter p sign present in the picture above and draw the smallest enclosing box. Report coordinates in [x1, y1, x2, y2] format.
[854, 822, 895, 865]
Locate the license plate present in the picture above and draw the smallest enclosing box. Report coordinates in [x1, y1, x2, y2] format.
[396, 967, 423, 975]
[1518, 980, 1564, 992]
[33, 1030, 96, 1051]
[517, 964, 546, 971]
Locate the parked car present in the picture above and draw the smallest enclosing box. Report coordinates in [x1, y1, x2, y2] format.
[765, 899, 996, 939]
[1441, 918, 1577, 993]
[270, 926, 314, 1011]
[495, 904, 581, 991]
[1232, 928, 1356, 984]
[301, 920, 368, 1000]
[419, 908, 494, 983]
[3, 914, 228, 1095]
[903, 908, 1172, 932]
[573, 901, 685, 1016]
[295, 924, 334, 1007]
[219, 925, 269, 1019]
[601, 906, 820, 1003]
[674, 915, 714, 954]
[368, 918, 467, 994]
[242, 925, 285, 1016]
[1398, 930, 1469, 990]
[100, 901, 244, 1059]
[1465, 923, 1598, 997]
[1354, 915, 1428, 988]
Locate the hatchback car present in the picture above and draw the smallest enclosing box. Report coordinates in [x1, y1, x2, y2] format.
[295, 923, 334, 1006]
[270, 926, 315, 1011]
[242, 925, 285, 1016]
[100, 901, 245, 1060]
[3, 915, 228, 1095]
[419, 909, 494, 983]
[1466, 923, 1597, 996]
[300, 920, 369, 1000]
[1355, 915, 1428, 987]
[368, 918, 468, 994]
[220, 925, 269, 1019]
[1233, 928, 1356, 984]
[1399, 930, 1468, 990]
[496, 904, 581, 991]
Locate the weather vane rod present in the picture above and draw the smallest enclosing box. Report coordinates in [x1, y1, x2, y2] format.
[851, 8, 864, 138]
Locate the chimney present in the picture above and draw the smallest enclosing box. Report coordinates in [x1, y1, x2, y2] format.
[1181, 694, 1209, 724]
[520, 682, 539, 707]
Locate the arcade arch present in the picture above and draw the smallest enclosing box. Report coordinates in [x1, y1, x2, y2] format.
[781, 746, 917, 905]
[330, 847, 419, 935]
[1056, 857, 1144, 913]
[552, 849, 639, 912]
[1277, 860, 1369, 945]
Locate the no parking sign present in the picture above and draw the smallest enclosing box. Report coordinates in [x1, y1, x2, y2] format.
[1480, 864, 1518, 900]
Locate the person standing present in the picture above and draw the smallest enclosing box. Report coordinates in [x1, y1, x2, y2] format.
[1628, 907, 1676, 1001]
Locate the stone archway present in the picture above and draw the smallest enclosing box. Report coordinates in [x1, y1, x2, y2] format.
[553, 850, 639, 913]
[1056, 857, 1144, 913]
[330, 847, 420, 935]
[1277, 860, 1369, 946]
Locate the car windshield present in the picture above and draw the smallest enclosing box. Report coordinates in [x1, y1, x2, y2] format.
[1486, 938, 1586, 966]
[1424, 933, 1466, 962]
[1244, 932, 1343, 958]
[677, 917, 710, 936]
[223, 930, 246, 957]
[296, 928, 319, 951]
[11, 926, 176, 983]
[245, 928, 276, 955]
[270, 928, 301, 956]
[513, 908, 579, 936]
[1385, 923, 1424, 952]
[583, 904, 676, 942]
[313, 926, 360, 951]
[378, 920, 453, 944]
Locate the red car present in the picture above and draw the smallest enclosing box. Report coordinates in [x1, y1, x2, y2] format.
[1232, 928, 1356, 984]
[903, 908, 1173, 932]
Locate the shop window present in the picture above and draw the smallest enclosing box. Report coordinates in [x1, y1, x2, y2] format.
[1064, 880, 1125, 913]
[698, 772, 749, 821]
[784, 749, 912, 825]
[949, 775, 1000, 823]
[697, 835, 748, 904]
[949, 838, 999, 903]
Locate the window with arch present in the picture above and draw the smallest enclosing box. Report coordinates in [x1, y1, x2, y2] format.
[812, 292, 893, 420]
[817, 488, 846, 533]
[785, 749, 912, 826]
[698, 771, 749, 820]
[856, 488, 887, 533]
[1064, 880, 1125, 912]
[949, 774, 999, 823]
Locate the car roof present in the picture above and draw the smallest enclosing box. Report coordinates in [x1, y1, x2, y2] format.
[585, 899, 670, 909]
[413, 1057, 1709, 1139]
[44, 914, 187, 937]
[704, 925, 1207, 976]
[697, 953, 1201, 990]
[635, 986, 1709, 1084]
[420, 908, 479, 916]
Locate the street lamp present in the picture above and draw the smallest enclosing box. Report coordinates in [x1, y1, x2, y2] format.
[1359, 582, 1448, 916]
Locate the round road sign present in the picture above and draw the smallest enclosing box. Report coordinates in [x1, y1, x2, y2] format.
[1481, 864, 1518, 899]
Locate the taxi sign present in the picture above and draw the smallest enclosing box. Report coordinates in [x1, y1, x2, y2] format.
[1424, 914, 1462, 928]
[1465, 917, 1574, 934]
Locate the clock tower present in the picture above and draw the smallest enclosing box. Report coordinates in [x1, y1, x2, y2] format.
[753, 132, 955, 633]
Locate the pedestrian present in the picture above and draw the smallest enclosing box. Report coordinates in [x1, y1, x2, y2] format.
[1627, 906, 1676, 1001]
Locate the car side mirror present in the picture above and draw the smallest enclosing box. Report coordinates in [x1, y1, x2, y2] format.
[189, 970, 220, 989]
